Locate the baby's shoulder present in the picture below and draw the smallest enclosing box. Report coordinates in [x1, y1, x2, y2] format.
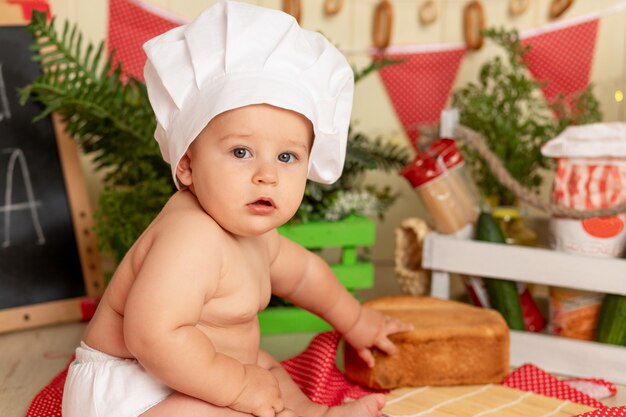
[151, 193, 227, 245]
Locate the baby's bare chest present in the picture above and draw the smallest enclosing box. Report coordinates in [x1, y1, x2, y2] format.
[200, 243, 272, 326]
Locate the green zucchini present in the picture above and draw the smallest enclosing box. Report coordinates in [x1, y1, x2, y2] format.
[475, 212, 525, 330]
[595, 294, 626, 346]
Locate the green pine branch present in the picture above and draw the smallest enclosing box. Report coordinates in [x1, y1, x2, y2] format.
[20, 11, 173, 259]
[452, 27, 602, 206]
[19, 10, 169, 187]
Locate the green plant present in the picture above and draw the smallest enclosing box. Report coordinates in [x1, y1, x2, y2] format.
[452, 28, 602, 206]
[20, 12, 172, 262]
[21, 11, 408, 262]
[297, 125, 409, 223]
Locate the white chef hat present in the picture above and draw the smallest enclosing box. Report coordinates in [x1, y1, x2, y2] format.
[143, 0, 354, 189]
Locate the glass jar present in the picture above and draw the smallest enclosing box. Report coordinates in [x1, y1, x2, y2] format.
[492, 207, 538, 247]
[401, 138, 479, 235]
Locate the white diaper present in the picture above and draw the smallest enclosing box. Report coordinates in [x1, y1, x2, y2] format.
[62, 342, 173, 417]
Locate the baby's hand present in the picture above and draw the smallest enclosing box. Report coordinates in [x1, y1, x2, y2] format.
[229, 364, 284, 417]
[343, 306, 413, 368]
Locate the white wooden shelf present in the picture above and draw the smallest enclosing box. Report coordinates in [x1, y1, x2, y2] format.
[422, 232, 626, 384]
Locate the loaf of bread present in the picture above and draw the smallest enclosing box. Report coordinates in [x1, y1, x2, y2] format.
[344, 296, 509, 389]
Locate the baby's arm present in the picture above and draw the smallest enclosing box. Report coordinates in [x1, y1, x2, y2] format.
[269, 232, 412, 366]
[123, 218, 283, 417]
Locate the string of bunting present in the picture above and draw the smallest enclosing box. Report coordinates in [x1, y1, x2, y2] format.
[368, 2, 626, 147]
[278, 0, 580, 50]
[106, 0, 626, 220]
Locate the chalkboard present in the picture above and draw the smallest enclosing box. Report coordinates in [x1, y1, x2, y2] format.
[0, 6, 103, 333]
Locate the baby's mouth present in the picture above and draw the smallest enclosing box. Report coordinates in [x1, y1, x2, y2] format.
[250, 198, 275, 208]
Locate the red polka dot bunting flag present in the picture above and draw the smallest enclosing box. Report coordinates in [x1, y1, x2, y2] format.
[374, 46, 466, 146]
[107, 0, 182, 81]
[522, 18, 600, 105]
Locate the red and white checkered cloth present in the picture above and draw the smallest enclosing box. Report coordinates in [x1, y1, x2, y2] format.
[26, 364, 68, 417]
[503, 363, 608, 408]
[280, 331, 379, 405]
[577, 408, 626, 417]
[26, 331, 622, 417]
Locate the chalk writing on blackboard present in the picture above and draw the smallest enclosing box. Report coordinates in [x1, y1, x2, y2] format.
[0, 6, 103, 333]
[1, 147, 46, 247]
[0, 25, 88, 313]
[0, 62, 10, 121]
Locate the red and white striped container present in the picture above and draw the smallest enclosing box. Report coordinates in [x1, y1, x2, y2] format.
[542, 122, 626, 340]
[543, 123, 626, 257]
[551, 158, 626, 257]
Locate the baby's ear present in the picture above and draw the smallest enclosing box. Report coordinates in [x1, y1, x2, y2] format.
[176, 152, 193, 187]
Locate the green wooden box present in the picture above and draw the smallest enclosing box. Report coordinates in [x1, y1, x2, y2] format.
[258, 215, 376, 335]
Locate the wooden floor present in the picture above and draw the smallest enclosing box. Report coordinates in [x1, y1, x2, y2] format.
[1, 322, 624, 417]
[1, 322, 85, 417]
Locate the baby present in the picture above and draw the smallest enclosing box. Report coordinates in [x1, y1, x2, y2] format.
[62, 2, 411, 417]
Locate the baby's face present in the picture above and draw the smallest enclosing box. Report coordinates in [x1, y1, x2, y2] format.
[183, 104, 313, 237]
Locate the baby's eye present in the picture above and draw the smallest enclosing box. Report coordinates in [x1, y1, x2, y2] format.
[278, 152, 296, 163]
[233, 148, 251, 159]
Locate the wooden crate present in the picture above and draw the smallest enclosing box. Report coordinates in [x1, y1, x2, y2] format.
[422, 232, 626, 384]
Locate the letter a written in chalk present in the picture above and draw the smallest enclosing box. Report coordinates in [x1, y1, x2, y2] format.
[1, 148, 46, 247]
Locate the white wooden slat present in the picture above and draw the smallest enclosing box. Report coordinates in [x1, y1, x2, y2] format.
[430, 270, 452, 299]
[510, 330, 626, 384]
[422, 233, 626, 296]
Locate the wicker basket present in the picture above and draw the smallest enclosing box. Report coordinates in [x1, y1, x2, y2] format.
[394, 217, 432, 296]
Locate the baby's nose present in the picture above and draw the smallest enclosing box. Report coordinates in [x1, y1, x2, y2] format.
[252, 162, 278, 185]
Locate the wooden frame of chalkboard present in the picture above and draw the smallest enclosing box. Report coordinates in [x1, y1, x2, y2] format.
[0, 3, 104, 333]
